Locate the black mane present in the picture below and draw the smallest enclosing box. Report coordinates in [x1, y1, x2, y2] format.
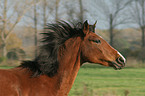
[20, 21, 85, 77]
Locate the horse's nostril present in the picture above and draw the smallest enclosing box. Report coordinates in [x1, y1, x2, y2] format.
[119, 57, 125, 63]
[116, 57, 125, 65]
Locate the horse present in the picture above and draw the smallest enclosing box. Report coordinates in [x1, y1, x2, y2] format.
[0, 20, 125, 96]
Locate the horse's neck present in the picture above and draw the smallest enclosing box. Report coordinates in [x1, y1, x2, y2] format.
[56, 37, 82, 96]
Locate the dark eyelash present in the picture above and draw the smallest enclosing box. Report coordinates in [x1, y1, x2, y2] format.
[93, 40, 101, 43]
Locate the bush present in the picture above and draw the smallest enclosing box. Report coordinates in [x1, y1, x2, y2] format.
[0, 57, 7, 63]
[7, 48, 26, 60]
[7, 52, 18, 60]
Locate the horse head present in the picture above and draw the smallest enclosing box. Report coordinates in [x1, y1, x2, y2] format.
[81, 20, 125, 69]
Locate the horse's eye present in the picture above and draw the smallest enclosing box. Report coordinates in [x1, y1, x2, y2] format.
[93, 40, 101, 44]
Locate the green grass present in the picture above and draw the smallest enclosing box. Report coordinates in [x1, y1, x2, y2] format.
[69, 64, 145, 96]
[0, 66, 14, 69]
[1, 65, 145, 96]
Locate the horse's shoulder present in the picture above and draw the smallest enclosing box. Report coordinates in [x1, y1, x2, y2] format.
[0, 68, 18, 79]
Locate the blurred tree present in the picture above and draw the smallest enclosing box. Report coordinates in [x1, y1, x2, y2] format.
[24, 0, 55, 57]
[65, 1, 76, 22]
[6, 33, 22, 51]
[42, 0, 47, 27]
[0, 32, 24, 60]
[64, 0, 79, 22]
[55, 0, 60, 21]
[94, 0, 132, 47]
[64, 0, 87, 23]
[114, 30, 130, 50]
[0, 0, 35, 58]
[79, 0, 84, 22]
[33, 0, 39, 58]
[137, 48, 145, 63]
[39, 0, 54, 27]
[7, 48, 25, 60]
[130, 0, 145, 48]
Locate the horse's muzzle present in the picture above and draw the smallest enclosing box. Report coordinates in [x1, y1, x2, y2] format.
[109, 56, 125, 70]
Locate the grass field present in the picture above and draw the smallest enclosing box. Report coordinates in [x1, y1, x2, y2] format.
[0, 65, 145, 96]
[69, 64, 145, 96]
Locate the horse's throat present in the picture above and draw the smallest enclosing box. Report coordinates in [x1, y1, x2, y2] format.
[56, 42, 81, 95]
[56, 59, 81, 96]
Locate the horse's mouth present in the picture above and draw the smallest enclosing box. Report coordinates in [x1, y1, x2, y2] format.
[109, 61, 125, 70]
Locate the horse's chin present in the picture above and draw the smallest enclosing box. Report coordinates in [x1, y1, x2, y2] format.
[108, 61, 125, 70]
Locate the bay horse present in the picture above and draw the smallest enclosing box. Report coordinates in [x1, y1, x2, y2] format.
[0, 20, 125, 96]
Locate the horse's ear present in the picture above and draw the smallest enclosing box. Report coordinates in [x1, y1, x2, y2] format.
[82, 20, 89, 34]
[93, 20, 97, 27]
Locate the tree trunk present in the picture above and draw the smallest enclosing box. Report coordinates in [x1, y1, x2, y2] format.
[141, 27, 145, 48]
[79, 0, 84, 23]
[55, 0, 60, 22]
[2, 41, 7, 57]
[34, 0, 38, 58]
[1, 0, 7, 57]
[43, 0, 47, 28]
[141, 0, 145, 48]
[109, 14, 114, 47]
[141, 27, 145, 63]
